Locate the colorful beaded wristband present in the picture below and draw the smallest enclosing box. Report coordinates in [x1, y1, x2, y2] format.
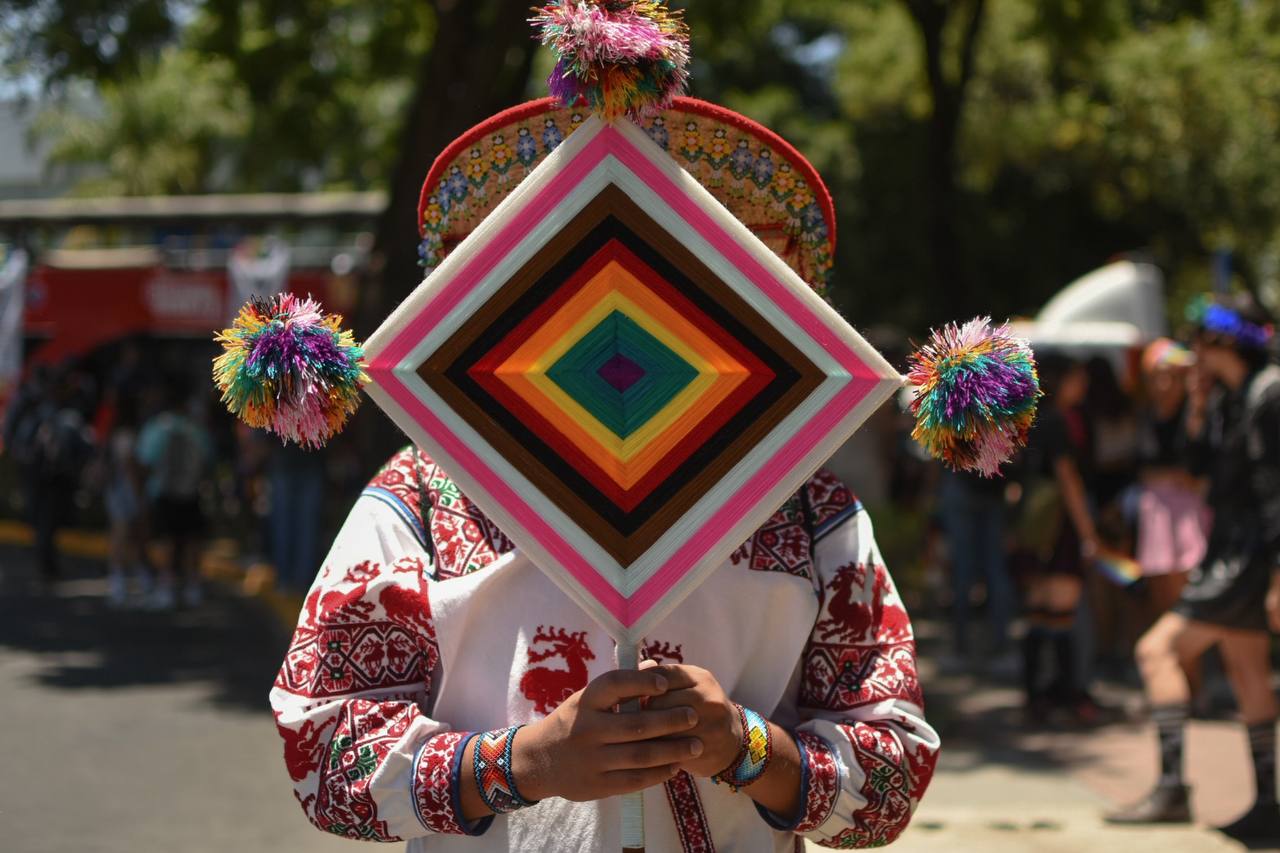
[472, 726, 538, 814]
[712, 704, 772, 792]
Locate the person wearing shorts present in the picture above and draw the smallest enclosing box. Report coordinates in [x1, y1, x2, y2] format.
[1108, 297, 1280, 842]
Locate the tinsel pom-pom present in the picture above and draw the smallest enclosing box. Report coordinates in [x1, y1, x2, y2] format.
[907, 317, 1041, 477]
[532, 0, 690, 121]
[213, 293, 368, 449]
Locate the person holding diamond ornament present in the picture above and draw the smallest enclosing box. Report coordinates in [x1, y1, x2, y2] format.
[214, 3, 1043, 850]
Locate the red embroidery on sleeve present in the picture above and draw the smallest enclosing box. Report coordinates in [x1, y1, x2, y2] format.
[731, 472, 858, 576]
[313, 699, 417, 841]
[794, 731, 840, 833]
[804, 470, 859, 529]
[814, 563, 883, 643]
[730, 496, 813, 581]
[801, 643, 923, 711]
[802, 563, 922, 710]
[366, 449, 420, 510]
[413, 731, 472, 834]
[367, 448, 514, 579]
[815, 722, 933, 849]
[275, 570, 439, 699]
[276, 711, 338, 783]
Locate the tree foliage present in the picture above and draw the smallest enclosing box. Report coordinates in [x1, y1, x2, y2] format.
[6, 0, 1280, 328]
[0, 0, 176, 82]
[182, 0, 435, 190]
[687, 0, 1280, 325]
[36, 48, 248, 195]
[962, 0, 1280, 317]
[13, 0, 434, 192]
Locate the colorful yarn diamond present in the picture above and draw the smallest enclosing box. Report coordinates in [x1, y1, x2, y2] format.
[365, 116, 902, 641]
[213, 293, 368, 448]
[907, 317, 1040, 477]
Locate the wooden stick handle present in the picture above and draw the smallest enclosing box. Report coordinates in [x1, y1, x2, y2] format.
[617, 642, 645, 852]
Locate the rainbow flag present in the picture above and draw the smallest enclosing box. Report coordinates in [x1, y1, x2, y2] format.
[1095, 548, 1143, 587]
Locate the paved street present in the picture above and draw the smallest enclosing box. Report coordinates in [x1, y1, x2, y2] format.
[0, 547, 350, 853]
[0, 543, 1270, 852]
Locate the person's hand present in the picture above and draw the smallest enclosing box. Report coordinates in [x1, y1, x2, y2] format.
[1266, 572, 1280, 634]
[641, 662, 743, 778]
[1079, 535, 1100, 561]
[513, 668, 702, 802]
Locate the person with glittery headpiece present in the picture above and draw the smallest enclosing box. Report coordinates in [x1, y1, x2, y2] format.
[1108, 294, 1280, 842]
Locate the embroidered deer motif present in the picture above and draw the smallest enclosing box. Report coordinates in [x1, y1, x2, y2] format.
[815, 563, 886, 644]
[520, 626, 595, 715]
[276, 713, 334, 782]
[642, 639, 684, 664]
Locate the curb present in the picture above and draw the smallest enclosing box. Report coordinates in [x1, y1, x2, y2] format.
[0, 519, 112, 559]
[0, 520, 305, 632]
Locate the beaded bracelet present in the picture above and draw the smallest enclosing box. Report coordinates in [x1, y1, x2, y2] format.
[712, 704, 772, 792]
[473, 726, 539, 814]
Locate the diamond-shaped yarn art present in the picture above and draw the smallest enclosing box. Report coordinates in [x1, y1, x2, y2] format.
[364, 116, 901, 643]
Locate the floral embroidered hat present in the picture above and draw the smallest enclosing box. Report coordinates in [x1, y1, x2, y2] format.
[416, 98, 837, 298]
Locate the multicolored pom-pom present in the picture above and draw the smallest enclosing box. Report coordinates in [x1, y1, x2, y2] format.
[907, 317, 1041, 477]
[213, 293, 368, 449]
[532, 0, 690, 121]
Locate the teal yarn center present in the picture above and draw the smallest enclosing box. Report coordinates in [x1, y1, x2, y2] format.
[547, 310, 698, 439]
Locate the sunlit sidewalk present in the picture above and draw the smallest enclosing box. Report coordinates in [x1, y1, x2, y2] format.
[875, 648, 1267, 852]
[885, 731, 1243, 852]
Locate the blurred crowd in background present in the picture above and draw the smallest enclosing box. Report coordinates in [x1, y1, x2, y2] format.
[925, 340, 1214, 724]
[0, 279, 1265, 742]
[0, 337, 358, 609]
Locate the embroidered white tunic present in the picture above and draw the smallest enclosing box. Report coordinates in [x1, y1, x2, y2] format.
[270, 448, 939, 851]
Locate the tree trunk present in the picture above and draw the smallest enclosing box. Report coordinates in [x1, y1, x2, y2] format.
[906, 0, 987, 324]
[914, 2, 958, 322]
[356, 0, 536, 457]
[366, 0, 537, 333]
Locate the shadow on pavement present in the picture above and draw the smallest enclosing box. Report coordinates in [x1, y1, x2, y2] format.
[0, 544, 288, 713]
[913, 620, 1126, 778]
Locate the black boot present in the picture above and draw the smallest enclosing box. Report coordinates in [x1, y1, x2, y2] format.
[1104, 785, 1191, 824]
[1218, 800, 1280, 843]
